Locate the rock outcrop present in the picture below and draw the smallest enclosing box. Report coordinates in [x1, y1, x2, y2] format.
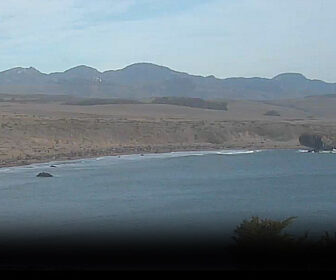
[36, 172, 53, 177]
[299, 133, 334, 151]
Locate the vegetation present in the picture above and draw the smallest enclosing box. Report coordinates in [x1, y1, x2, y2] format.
[151, 97, 228, 110]
[233, 216, 298, 248]
[264, 110, 281, 116]
[64, 98, 141, 105]
[231, 216, 336, 269]
[64, 96, 228, 110]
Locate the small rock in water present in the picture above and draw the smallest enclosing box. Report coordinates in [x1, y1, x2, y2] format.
[50, 165, 57, 168]
[36, 172, 53, 178]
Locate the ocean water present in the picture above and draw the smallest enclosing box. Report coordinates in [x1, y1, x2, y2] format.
[1, 149, 336, 241]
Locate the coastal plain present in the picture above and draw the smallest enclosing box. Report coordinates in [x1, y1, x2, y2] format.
[1, 95, 336, 167]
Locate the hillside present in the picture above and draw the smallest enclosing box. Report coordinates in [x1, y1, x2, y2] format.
[0, 63, 335, 100]
[1, 93, 336, 167]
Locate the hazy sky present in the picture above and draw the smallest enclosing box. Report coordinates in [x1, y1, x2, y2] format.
[0, 0, 335, 81]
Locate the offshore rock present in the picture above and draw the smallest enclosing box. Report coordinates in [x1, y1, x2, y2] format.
[36, 172, 53, 178]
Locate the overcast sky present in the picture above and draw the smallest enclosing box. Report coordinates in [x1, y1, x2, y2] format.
[0, 0, 335, 81]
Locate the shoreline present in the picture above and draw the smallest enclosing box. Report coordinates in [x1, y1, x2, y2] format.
[1, 96, 336, 170]
[0, 143, 303, 169]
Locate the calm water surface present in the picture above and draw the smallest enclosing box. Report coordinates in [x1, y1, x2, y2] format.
[1, 150, 336, 240]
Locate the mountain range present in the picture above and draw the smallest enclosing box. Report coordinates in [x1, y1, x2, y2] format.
[0, 63, 335, 100]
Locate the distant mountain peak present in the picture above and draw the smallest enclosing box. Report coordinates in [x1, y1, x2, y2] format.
[121, 62, 173, 71]
[27, 66, 39, 71]
[64, 65, 100, 74]
[124, 62, 167, 68]
[206, 75, 216, 79]
[1, 66, 43, 76]
[0, 63, 335, 99]
[272, 73, 307, 81]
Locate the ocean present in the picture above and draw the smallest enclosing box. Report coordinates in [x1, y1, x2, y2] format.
[1, 149, 336, 242]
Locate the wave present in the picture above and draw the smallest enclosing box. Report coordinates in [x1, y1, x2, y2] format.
[0, 168, 12, 173]
[216, 150, 259, 155]
[0, 149, 263, 173]
[120, 149, 262, 160]
[298, 149, 336, 154]
[319, 150, 336, 154]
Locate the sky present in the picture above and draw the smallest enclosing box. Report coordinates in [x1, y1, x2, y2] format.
[0, 0, 335, 82]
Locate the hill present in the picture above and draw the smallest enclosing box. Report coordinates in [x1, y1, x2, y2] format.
[1, 63, 335, 100]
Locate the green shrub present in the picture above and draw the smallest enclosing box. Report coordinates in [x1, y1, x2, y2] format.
[232, 216, 303, 251]
[231, 216, 336, 269]
[234, 216, 296, 242]
[264, 110, 281, 116]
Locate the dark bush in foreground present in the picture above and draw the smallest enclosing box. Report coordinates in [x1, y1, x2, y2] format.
[231, 216, 336, 269]
[233, 216, 299, 248]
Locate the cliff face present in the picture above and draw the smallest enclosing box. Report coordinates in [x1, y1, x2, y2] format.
[299, 134, 335, 151]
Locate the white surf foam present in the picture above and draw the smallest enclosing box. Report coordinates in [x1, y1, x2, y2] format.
[0, 149, 263, 173]
[118, 149, 262, 160]
[298, 149, 336, 154]
[216, 150, 257, 155]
